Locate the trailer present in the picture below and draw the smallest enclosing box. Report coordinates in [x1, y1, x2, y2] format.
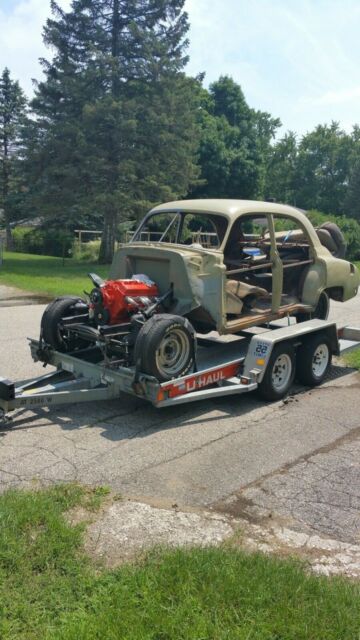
[1, 319, 360, 420]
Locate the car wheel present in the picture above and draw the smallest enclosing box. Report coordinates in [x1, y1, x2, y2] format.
[257, 342, 295, 401]
[297, 291, 330, 323]
[135, 314, 196, 382]
[296, 333, 332, 386]
[41, 296, 88, 352]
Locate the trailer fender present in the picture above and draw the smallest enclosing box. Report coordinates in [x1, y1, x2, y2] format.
[242, 320, 339, 383]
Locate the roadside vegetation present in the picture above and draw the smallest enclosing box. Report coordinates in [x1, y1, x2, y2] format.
[1, 251, 360, 299]
[0, 252, 109, 297]
[343, 347, 360, 370]
[0, 484, 359, 640]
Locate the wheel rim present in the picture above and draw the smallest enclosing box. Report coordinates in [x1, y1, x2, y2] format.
[271, 353, 293, 392]
[312, 343, 329, 378]
[155, 328, 191, 377]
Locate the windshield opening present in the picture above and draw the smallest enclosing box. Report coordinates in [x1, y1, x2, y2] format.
[132, 211, 228, 248]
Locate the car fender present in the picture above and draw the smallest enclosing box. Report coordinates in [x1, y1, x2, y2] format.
[300, 261, 327, 306]
[324, 257, 360, 301]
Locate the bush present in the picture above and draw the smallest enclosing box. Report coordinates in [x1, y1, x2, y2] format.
[72, 239, 101, 262]
[307, 209, 360, 261]
[12, 226, 73, 258]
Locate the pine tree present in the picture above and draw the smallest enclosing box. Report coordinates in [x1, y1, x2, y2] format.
[30, 0, 197, 263]
[0, 68, 27, 249]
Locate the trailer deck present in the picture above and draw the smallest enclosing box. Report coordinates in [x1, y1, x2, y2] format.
[1, 320, 360, 416]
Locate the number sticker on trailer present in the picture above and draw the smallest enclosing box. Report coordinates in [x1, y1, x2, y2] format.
[254, 341, 269, 366]
[254, 341, 269, 357]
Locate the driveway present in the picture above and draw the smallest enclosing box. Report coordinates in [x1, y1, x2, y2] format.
[0, 288, 359, 549]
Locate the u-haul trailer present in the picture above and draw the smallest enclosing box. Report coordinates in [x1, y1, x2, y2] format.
[1, 319, 360, 418]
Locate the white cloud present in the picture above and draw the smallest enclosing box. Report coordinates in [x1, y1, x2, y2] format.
[1, 0, 359, 135]
[184, 0, 360, 134]
[305, 87, 360, 106]
[0, 0, 70, 94]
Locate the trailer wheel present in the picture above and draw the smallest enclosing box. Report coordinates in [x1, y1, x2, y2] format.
[41, 296, 88, 352]
[296, 334, 332, 386]
[135, 314, 196, 382]
[258, 343, 295, 401]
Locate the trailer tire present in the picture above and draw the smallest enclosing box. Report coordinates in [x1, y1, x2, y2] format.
[296, 333, 332, 386]
[135, 314, 196, 382]
[41, 296, 88, 352]
[258, 342, 295, 401]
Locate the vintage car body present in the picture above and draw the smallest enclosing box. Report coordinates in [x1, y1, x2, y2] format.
[110, 199, 359, 334]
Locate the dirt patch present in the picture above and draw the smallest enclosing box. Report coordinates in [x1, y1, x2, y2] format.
[0, 284, 51, 307]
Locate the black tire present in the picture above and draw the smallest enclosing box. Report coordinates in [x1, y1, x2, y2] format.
[135, 314, 196, 382]
[297, 291, 330, 323]
[296, 333, 332, 386]
[258, 342, 295, 401]
[41, 296, 88, 352]
[318, 222, 346, 259]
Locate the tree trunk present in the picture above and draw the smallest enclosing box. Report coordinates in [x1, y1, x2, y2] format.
[97, 0, 120, 266]
[5, 217, 13, 251]
[98, 211, 116, 264]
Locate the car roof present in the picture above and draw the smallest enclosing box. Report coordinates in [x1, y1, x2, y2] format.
[150, 199, 306, 221]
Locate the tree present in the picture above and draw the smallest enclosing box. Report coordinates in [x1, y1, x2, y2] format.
[29, 0, 198, 263]
[345, 159, 360, 220]
[0, 68, 27, 249]
[191, 76, 280, 201]
[265, 131, 298, 205]
[294, 122, 353, 214]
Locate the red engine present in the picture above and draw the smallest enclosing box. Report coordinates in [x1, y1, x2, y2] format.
[89, 276, 159, 325]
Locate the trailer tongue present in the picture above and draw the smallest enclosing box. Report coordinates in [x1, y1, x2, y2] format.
[1, 320, 359, 419]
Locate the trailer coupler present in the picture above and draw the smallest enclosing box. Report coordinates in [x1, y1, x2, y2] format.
[0, 369, 114, 417]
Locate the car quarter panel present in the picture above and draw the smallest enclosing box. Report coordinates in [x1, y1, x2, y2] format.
[323, 257, 360, 301]
[109, 244, 225, 325]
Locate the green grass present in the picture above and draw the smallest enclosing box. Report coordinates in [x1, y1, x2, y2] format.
[0, 485, 359, 640]
[0, 252, 110, 297]
[343, 346, 360, 370]
[1, 252, 360, 300]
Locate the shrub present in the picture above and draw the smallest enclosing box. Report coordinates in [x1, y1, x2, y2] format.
[12, 226, 73, 257]
[72, 239, 101, 262]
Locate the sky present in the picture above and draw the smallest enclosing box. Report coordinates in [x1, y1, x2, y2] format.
[0, 0, 360, 137]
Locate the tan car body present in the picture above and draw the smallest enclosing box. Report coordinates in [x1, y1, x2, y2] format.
[110, 199, 359, 334]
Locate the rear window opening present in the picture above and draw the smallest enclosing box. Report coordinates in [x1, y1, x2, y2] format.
[132, 211, 228, 248]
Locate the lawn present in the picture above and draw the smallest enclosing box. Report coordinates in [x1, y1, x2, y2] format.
[0, 484, 359, 640]
[0, 252, 110, 297]
[343, 347, 360, 369]
[1, 252, 360, 300]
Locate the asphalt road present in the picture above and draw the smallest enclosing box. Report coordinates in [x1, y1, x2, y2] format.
[0, 291, 359, 544]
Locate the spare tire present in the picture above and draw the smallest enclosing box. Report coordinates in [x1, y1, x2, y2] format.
[316, 222, 346, 259]
[135, 314, 196, 381]
[41, 296, 89, 352]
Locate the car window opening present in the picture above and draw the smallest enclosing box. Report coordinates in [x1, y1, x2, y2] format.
[132, 211, 228, 248]
[224, 214, 315, 322]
